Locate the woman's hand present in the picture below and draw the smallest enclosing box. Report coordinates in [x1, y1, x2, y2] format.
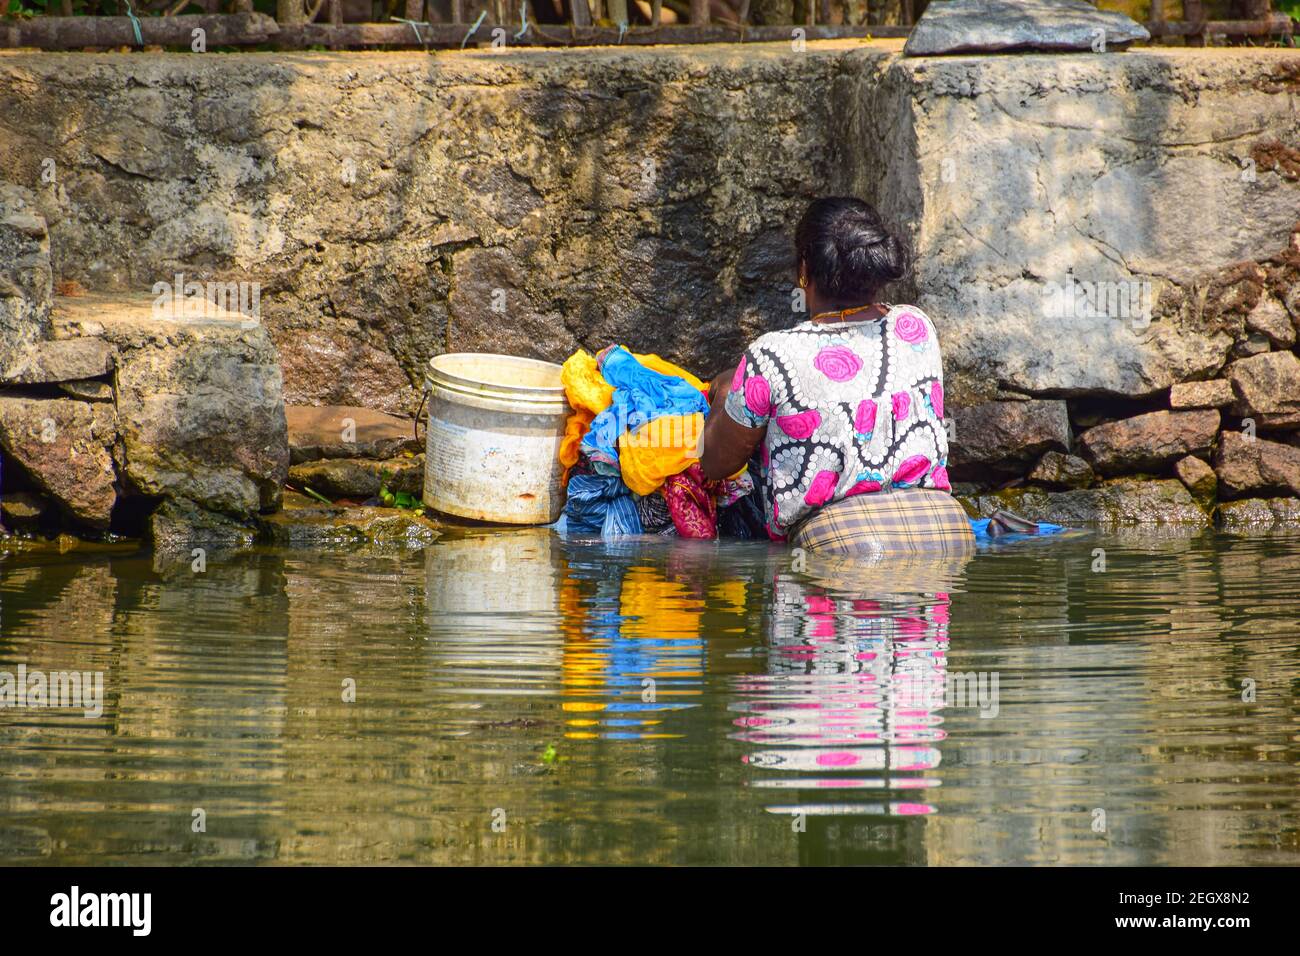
[700, 370, 765, 481]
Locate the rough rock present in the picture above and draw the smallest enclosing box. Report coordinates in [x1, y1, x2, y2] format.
[287, 404, 420, 464]
[904, 0, 1150, 57]
[288, 455, 423, 499]
[0, 491, 51, 532]
[1245, 296, 1295, 348]
[948, 400, 1070, 478]
[1233, 333, 1272, 358]
[1026, 450, 1094, 489]
[149, 497, 257, 551]
[1, 336, 114, 384]
[1213, 430, 1300, 498]
[258, 496, 441, 548]
[894, 52, 1300, 404]
[1078, 409, 1220, 476]
[1225, 351, 1300, 430]
[966, 479, 1209, 528]
[1173, 454, 1217, 505]
[54, 293, 289, 518]
[1216, 497, 1300, 531]
[1169, 380, 1234, 410]
[0, 181, 52, 376]
[0, 396, 117, 528]
[58, 379, 113, 402]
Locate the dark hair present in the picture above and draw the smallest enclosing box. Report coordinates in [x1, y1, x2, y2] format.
[795, 197, 908, 303]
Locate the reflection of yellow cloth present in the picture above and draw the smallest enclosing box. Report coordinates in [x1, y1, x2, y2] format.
[619, 567, 703, 641]
[618, 413, 704, 497]
[558, 348, 710, 488]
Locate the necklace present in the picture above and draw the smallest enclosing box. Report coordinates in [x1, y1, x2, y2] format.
[811, 302, 892, 324]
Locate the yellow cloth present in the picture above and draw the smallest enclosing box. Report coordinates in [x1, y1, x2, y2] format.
[558, 348, 710, 491]
[560, 350, 614, 418]
[559, 405, 594, 472]
[618, 413, 705, 497]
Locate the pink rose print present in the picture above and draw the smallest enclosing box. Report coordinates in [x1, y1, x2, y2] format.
[931, 465, 951, 490]
[894, 312, 929, 345]
[930, 381, 944, 420]
[812, 345, 862, 382]
[766, 497, 786, 541]
[804, 469, 839, 506]
[816, 752, 861, 767]
[893, 454, 930, 486]
[847, 478, 882, 496]
[730, 357, 746, 394]
[776, 409, 821, 439]
[854, 399, 877, 435]
[805, 595, 835, 615]
[892, 390, 911, 421]
[744, 375, 771, 417]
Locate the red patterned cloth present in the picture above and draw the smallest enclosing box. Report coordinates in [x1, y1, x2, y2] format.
[661, 464, 720, 539]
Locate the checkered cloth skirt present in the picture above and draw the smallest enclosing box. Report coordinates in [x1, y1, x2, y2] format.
[789, 488, 976, 556]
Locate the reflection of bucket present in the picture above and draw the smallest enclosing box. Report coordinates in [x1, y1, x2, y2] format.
[423, 353, 570, 524]
[423, 529, 562, 642]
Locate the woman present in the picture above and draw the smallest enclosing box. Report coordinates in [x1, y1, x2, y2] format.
[700, 197, 974, 555]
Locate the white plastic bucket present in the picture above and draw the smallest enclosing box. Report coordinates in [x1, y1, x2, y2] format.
[423, 353, 570, 525]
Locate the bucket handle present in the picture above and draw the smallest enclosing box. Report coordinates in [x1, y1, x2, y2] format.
[415, 384, 430, 447]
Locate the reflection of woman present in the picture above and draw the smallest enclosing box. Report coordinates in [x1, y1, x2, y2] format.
[701, 197, 974, 556]
[735, 555, 963, 787]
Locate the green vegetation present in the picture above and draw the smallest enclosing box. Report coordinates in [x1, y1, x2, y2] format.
[378, 470, 424, 515]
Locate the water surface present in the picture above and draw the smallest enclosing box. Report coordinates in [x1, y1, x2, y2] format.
[1, 527, 1297, 865]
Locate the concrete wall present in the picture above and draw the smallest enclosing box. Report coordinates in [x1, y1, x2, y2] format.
[1, 42, 1297, 421]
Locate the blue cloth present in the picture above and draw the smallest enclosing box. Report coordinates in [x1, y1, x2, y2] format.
[579, 346, 710, 468]
[968, 518, 1065, 541]
[562, 474, 643, 537]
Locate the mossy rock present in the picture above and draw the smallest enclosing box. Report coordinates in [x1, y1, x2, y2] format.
[960, 478, 1210, 529]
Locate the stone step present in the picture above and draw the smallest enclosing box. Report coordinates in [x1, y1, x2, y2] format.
[286, 404, 420, 464]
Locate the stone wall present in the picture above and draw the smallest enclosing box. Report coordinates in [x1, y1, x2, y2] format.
[0, 43, 887, 417]
[2, 42, 1299, 530]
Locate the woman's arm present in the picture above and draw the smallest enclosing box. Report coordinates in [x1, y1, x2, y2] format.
[700, 371, 765, 481]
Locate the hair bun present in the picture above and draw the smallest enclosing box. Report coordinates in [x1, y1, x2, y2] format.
[796, 197, 910, 302]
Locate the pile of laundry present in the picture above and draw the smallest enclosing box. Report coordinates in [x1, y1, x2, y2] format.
[554, 345, 763, 539]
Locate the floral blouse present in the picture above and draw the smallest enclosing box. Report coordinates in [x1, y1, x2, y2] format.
[724, 305, 951, 539]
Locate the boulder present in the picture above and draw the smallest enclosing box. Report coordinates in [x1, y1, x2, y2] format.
[0, 397, 117, 529]
[288, 455, 424, 499]
[1216, 497, 1300, 531]
[1213, 430, 1300, 499]
[258, 498, 441, 548]
[54, 294, 289, 518]
[1245, 296, 1295, 349]
[286, 404, 420, 464]
[149, 497, 256, 552]
[0, 182, 52, 376]
[1225, 351, 1300, 430]
[904, 0, 1150, 56]
[1027, 450, 1094, 489]
[1173, 454, 1217, 505]
[948, 400, 1070, 479]
[965, 479, 1209, 528]
[1169, 380, 1234, 410]
[1077, 409, 1219, 476]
